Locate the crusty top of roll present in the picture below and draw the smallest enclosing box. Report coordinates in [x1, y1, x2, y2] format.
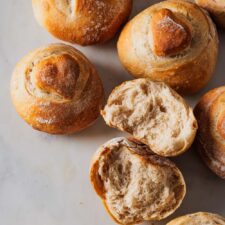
[34, 54, 80, 100]
[167, 212, 225, 225]
[32, 0, 132, 45]
[90, 137, 186, 224]
[194, 86, 225, 179]
[151, 8, 192, 56]
[118, 0, 216, 72]
[11, 44, 104, 134]
[101, 79, 197, 157]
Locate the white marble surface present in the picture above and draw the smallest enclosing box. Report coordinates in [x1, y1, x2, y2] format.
[0, 1, 225, 225]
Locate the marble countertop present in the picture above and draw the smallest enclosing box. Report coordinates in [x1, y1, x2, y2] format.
[0, 1, 224, 225]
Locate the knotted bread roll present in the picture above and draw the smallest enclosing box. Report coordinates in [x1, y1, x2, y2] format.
[118, 0, 218, 94]
[101, 79, 198, 157]
[194, 86, 225, 179]
[32, 0, 132, 45]
[11, 44, 104, 134]
[90, 137, 186, 224]
[167, 212, 225, 225]
[196, 0, 225, 28]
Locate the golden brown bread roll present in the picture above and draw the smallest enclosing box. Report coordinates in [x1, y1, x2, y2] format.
[194, 86, 225, 179]
[32, 0, 132, 46]
[167, 212, 225, 225]
[196, 0, 225, 28]
[90, 137, 186, 225]
[117, 0, 219, 95]
[11, 44, 104, 134]
[101, 79, 198, 157]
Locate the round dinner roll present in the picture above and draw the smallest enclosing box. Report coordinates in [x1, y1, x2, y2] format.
[195, 0, 225, 28]
[32, 0, 132, 46]
[11, 44, 104, 134]
[117, 0, 218, 95]
[194, 86, 225, 179]
[101, 79, 198, 157]
[90, 137, 186, 225]
[167, 212, 225, 225]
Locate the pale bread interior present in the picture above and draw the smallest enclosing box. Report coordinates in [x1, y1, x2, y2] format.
[102, 79, 197, 156]
[93, 138, 185, 224]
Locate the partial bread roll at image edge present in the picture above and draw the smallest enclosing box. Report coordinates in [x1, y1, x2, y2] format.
[196, 0, 225, 28]
[11, 44, 104, 134]
[194, 86, 225, 179]
[101, 79, 198, 157]
[90, 137, 186, 225]
[167, 212, 225, 224]
[32, 0, 132, 45]
[117, 0, 219, 94]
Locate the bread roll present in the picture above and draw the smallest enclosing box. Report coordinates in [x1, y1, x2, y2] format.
[101, 79, 197, 157]
[194, 86, 225, 179]
[90, 137, 186, 224]
[167, 212, 225, 225]
[196, 0, 225, 28]
[32, 0, 132, 46]
[11, 44, 104, 134]
[117, 0, 218, 94]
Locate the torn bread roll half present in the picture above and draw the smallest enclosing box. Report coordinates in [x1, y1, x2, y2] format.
[167, 212, 225, 225]
[90, 137, 186, 225]
[117, 0, 218, 94]
[101, 79, 198, 157]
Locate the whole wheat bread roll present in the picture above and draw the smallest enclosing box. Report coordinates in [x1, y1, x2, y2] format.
[11, 44, 104, 134]
[32, 0, 132, 45]
[90, 137, 186, 224]
[117, 0, 218, 94]
[101, 79, 198, 157]
[167, 212, 225, 225]
[194, 86, 225, 179]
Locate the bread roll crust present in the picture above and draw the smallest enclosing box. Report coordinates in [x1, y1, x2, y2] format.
[32, 0, 132, 45]
[151, 8, 192, 57]
[167, 212, 225, 224]
[11, 44, 104, 134]
[196, 0, 225, 28]
[90, 137, 186, 224]
[117, 0, 218, 94]
[101, 79, 197, 157]
[194, 86, 225, 179]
